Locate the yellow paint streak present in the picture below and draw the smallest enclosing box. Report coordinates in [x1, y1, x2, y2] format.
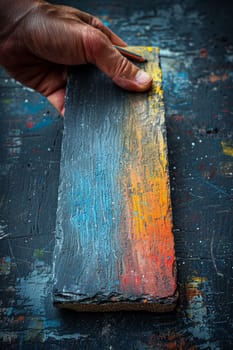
[128, 53, 170, 241]
[221, 141, 233, 157]
[186, 276, 207, 302]
[219, 161, 233, 177]
[185, 276, 208, 322]
[130, 166, 169, 240]
[191, 276, 207, 284]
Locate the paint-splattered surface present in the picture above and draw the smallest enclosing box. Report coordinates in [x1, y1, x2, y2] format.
[0, 0, 233, 348]
[53, 48, 177, 311]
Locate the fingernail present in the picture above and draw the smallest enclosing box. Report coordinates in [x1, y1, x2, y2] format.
[135, 70, 152, 85]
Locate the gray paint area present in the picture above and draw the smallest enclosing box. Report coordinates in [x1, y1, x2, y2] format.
[0, 0, 233, 348]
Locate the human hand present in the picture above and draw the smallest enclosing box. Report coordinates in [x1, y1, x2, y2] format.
[0, 0, 153, 115]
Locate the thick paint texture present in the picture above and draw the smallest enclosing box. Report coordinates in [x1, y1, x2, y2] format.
[53, 47, 176, 311]
[119, 48, 175, 297]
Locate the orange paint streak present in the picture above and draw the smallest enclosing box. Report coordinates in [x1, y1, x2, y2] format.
[209, 73, 228, 83]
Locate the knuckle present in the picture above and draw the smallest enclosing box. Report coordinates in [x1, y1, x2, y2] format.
[112, 57, 131, 79]
[91, 16, 103, 29]
[83, 28, 106, 63]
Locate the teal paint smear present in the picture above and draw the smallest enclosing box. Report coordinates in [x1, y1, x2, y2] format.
[24, 103, 44, 115]
[29, 117, 53, 131]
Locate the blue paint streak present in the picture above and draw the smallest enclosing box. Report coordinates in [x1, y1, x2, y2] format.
[30, 117, 53, 131]
[163, 71, 190, 96]
[98, 12, 111, 27]
[6, 307, 14, 317]
[44, 319, 61, 329]
[63, 112, 123, 294]
[202, 179, 230, 197]
[102, 19, 110, 27]
[24, 102, 44, 115]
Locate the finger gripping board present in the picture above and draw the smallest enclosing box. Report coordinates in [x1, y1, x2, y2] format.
[53, 47, 177, 312]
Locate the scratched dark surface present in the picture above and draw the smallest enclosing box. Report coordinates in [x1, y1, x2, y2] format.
[0, 0, 233, 349]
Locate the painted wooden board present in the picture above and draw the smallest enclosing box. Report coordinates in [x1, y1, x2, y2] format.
[53, 47, 177, 312]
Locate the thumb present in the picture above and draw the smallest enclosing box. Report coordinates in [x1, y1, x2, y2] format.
[83, 28, 153, 92]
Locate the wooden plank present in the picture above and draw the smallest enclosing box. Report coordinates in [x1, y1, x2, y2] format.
[53, 47, 177, 312]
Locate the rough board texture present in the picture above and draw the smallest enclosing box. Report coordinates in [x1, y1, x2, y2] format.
[53, 47, 177, 312]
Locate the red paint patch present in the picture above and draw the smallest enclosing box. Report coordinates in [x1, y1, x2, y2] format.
[198, 163, 206, 171]
[209, 166, 217, 180]
[200, 48, 208, 58]
[26, 118, 34, 129]
[188, 129, 193, 135]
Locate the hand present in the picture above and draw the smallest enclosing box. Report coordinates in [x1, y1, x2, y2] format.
[0, 0, 153, 115]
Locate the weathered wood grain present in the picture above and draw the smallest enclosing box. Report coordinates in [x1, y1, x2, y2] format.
[53, 47, 177, 312]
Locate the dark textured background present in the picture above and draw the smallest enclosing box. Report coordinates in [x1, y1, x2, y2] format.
[0, 0, 233, 348]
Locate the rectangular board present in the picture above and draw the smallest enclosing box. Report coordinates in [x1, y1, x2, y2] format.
[53, 47, 177, 312]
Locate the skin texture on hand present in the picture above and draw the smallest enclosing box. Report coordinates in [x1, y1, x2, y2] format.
[0, 0, 153, 115]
